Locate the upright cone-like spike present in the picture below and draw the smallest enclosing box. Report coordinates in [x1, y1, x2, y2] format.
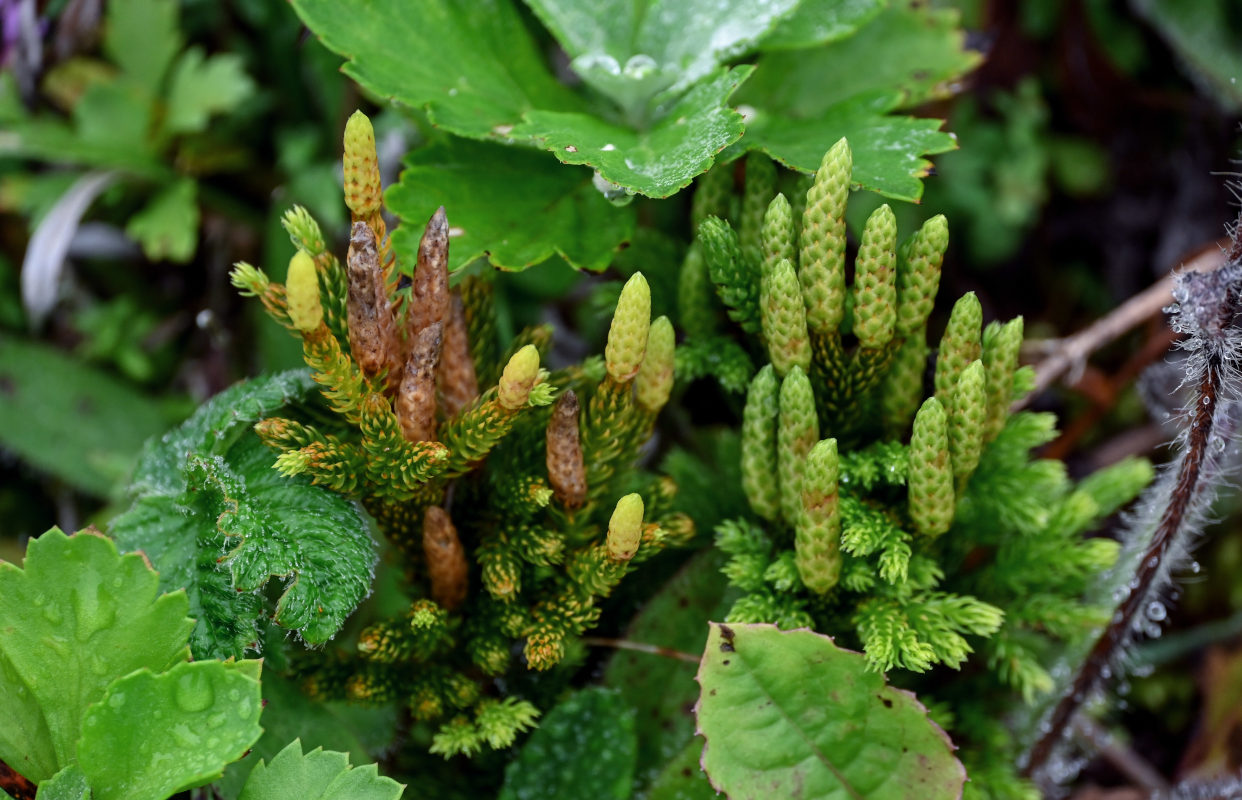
[343, 110, 383, 220]
[796, 439, 842, 594]
[982, 317, 1024, 441]
[761, 258, 812, 377]
[546, 390, 586, 509]
[409, 207, 451, 335]
[908, 397, 955, 537]
[605, 272, 651, 382]
[677, 243, 717, 340]
[761, 193, 796, 278]
[692, 163, 735, 229]
[740, 153, 777, 269]
[286, 250, 323, 333]
[852, 204, 898, 349]
[636, 316, 675, 413]
[948, 360, 987, 488]
[799, 138, 851, 334]
[396, 322, 444, 442]
[778, 366, 819, 526]
[606, 493, 645, 561]
[881, 329, 928, 436]
[499, 345, 541, 410]
[346, 221, 390, 377]
[423, 505, 467, 610]
[896, 214, 948, 337]
[741, 365, 781, 521]
[934, 292, 983, 405]
[438, 292, 479, 417]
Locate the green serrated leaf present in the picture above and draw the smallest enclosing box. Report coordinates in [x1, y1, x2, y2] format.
[732, 0, 981, 201]
[0, 338, 179, 497]
[386, 137, 634, 273]
[35, 765, 90, 800]
[103, 0, 182, 98]
[498, 688, 637, 800]
[73, 81, 153, 153]
[238, 739, 404, 800]
[603, 550, 731, 791]
[77, 660, 262, 800]
[125, 178, 199, 263]
[696, 623, 966, 799]
[524, 0, 796, 117]
[743, 91, 958, 202]
[760, 0, 886, 50]
[744, 0, 982, 115]
[111, 372, 377, 660]
[162, 49, 256, 137]
[0, 529, 194, 783]
[290, 0, 586, 139]
[215, 672, 398, 799]
[513, 66, 754, 198]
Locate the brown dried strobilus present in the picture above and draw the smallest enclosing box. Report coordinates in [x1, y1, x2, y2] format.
[546, 389, 587, 509]
[422, 505, 467, 611]
[439, 291, 479, 417]
[396, 321, 444, 443]
[408, 207, 451, 336]
[346, 221, 392, 377]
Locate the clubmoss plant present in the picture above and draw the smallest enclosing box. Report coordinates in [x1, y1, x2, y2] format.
[230, 111, 694, 758]
[683, 139, 1155, 797]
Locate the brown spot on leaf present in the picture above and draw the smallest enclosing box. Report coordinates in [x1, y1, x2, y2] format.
[718, 624, 735, 652]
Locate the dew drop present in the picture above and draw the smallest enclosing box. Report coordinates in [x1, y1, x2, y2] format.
[1191, 561, 1202, 574]
[1146, 601, 1167, 621]
[174, 670, 215, 712]
[108, 692, 126, 708]
[1100, 665, 1112, 679]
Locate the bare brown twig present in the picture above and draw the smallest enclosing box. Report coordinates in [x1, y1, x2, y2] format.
[580, 636, 700, 664]
[1021, 245, 1226, 406]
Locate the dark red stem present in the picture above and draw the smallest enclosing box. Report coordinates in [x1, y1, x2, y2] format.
[1024, 357, 1218, 776]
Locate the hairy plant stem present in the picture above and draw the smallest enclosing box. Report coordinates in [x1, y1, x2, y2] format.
[1024, 319, 1221, 777]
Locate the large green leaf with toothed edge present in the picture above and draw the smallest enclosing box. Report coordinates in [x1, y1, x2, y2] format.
[696, 623, 966, 799]
[110, 371, 377, 660]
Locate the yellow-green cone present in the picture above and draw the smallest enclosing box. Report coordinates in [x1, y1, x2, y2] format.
[636, 316, 675, 413]
[796, 438, 842, 594]
[881, 330, 928, 436]
[948, 360, 986, 488]
[852, 204, 898, 349]
[778, 366, 819, 526]
[692, 163, 735, 230]
[607, 493, 645, 561]
[982, 317, 1024, 441]
[761, 193, 797, 278]
[934, 292, 982, 406]
[677, 243, 717, 340]
[761, 258, 812, 377]
[798, 138, 851, 334]
[286, 250, 323, 332]
[499, 345, 541, 410]
[343, 110, 382, 219]
[896, 215, 948, 338]
[908, 397, 954, 537]
[605, 272, 652, 382]
[741, 365, 781, 521]
[740, 153, 777, 270]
